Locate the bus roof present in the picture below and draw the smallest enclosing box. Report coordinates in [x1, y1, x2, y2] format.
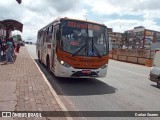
[60, 17, 107, 27]
[38, 17, 107, 32]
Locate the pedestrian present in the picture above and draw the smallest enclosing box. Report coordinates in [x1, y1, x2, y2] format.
[0, 38, 2, 61]
[9, 37, 16, 60]
[16, 41, 20, 53]
[4, 41, 14, 64]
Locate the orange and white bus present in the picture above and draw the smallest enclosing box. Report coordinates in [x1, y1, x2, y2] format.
[36, 17, 109, 78]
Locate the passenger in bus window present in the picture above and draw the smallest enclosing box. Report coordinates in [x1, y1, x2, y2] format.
[78, 32, 87, 45]
[72, 34, 78, 40]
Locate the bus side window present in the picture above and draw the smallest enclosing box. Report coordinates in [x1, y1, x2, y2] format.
[52, 26, 57, 47]
[40, 32, 43, 43]
[49, 25, 53, 33]
[56, 30, 61, 40]
[43, 31, 46, 44]
[46, 26, 53, 43]
[54, 27, 57, 39]
[47, 27, 49, 35]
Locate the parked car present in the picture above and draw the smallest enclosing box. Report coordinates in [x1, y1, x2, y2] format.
[149, 50, 160, 88]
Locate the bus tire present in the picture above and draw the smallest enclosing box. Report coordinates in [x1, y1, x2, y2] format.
[38, 51, 41, 63]
[157, 78, 160, 88]
[46, 55, 51, 73]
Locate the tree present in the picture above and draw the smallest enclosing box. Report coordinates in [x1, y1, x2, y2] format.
[13, 34, 22, 41]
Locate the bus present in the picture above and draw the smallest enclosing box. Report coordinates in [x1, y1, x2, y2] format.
[36, 17, 109, 78]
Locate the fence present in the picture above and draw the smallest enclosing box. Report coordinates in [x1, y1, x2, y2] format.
[109, 49, 155, 66]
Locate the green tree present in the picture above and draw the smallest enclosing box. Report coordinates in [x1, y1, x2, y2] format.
[13, 34, 22, 41]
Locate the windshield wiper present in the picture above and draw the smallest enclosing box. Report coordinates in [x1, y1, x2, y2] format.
[93, 44, 102, 58]
[91, 37, 102, 58]
[72, 38, 102, 58]
[72, 44, 86, 57]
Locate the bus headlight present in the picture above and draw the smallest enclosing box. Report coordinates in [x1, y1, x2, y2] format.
[60, 60, 70, 68]
[101, 64, 107, 69]
[60, 61, 64, 64]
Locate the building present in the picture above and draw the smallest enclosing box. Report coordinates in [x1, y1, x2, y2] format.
[124, 26, 160, 50]
[108, 28, 123, 49]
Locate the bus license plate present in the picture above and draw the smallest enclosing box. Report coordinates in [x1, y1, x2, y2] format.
[82, 70, 91, 74]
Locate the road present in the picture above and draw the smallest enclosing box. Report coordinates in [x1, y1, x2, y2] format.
[26, 44, 160, 120]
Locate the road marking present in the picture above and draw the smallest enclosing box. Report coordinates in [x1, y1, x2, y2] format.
[26, 46, 73, 120]
[112, 67, 148, 77]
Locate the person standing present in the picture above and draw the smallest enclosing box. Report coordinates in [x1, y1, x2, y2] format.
[0, 38, 2, 61]
[4, 41, 14, 64]
[9, 37, 16, 60]
[16, 41, 20, 53]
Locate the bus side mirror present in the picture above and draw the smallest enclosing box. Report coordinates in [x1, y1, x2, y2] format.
[56, 30, 61, 40]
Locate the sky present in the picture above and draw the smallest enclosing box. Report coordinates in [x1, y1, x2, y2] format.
[0, 0, 160, 43]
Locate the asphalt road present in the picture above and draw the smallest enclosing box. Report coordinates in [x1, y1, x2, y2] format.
[26, 44, 160, 120]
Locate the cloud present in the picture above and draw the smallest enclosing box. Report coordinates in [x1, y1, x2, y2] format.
[0, 0, 160, 42]
[104, 19, 160, 32]
[0, 0, 24, 21]
[82, 0, 160, 33]
[23, 0, 81, 15]
[0, 0, 87, 42]
[83, 0, 160, 19]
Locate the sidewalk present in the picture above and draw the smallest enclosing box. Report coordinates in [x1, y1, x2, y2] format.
[0, 47, 67, 120]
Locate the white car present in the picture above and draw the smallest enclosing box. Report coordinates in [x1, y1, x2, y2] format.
[149, 51, 160, 88]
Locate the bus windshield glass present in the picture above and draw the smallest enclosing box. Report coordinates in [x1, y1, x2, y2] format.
[61, 20, 108, 57]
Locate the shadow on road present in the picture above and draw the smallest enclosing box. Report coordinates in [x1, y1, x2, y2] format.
[54, 77, 117, 96]
[35, 59, 117, 96]
[151, 84, 159, 89]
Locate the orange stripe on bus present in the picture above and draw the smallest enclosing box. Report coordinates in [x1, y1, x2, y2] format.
[57, 49, 109, 69]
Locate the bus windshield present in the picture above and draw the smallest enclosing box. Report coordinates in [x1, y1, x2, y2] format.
[61, 21, 108, 57]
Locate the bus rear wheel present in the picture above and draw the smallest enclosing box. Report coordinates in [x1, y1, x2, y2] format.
[38, 51, 41, 63]
[46, 56, 51, 73]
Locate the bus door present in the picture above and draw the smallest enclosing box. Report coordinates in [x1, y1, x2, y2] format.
[51, 26, 58, 71]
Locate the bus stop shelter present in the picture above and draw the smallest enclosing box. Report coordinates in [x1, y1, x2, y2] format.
[0, 19, 23, 41]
